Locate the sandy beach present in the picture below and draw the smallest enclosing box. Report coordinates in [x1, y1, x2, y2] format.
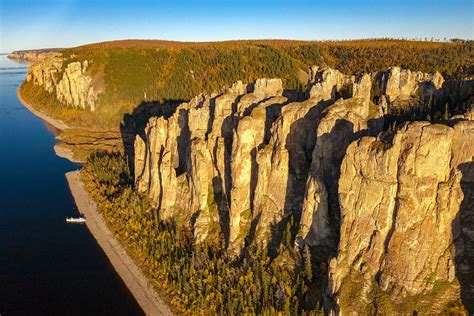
[66, 171, 172, 316]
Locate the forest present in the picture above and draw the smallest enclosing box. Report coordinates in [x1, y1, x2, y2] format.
[21, 39, 473, 129]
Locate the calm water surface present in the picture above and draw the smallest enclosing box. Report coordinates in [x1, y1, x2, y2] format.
[0, 55, 143, 315]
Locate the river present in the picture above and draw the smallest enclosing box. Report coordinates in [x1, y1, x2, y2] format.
[0, 55, 143, 315]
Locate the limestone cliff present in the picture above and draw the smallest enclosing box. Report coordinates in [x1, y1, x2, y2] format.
[133, 66, 473, 312]
[296, 73, 383, 252]
[26, 54, 102, 111]
[134, 67, 384, 255]
[377, 66, 444, 105]
[134, 79, 292, 247]
[328, 119, 474, 314]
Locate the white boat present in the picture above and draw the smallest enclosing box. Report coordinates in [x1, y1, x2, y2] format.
[66, 216, 86, 223]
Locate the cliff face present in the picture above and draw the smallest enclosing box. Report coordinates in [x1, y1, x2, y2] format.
[297, 73, 383, 252]
[376, 66, 444, 105]
[134, 67, 384, 254]
[329, 120, 473, 313]
[25, 54, 102, 111]
[133, 65, 473, 312]
[134, 79, 293, 248]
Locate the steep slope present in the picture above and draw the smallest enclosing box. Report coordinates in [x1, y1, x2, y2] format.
[328, 119, 473, 314]
[133, 67, 386, 254]
[25, 54, 102, 111]
[132, 65, 473, 313]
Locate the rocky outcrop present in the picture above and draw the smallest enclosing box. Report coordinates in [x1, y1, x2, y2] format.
[250, 97, 328, 251]
[134, 79, 293, 248]
[373, 66, 445, 108]
[134, 67, 384, 255]
[26, 53, 64, 94]
[229, 95, 287, 251]
[26, 55, 102, 111]
[133, 66, 473, 312]
[56, 61, 101, 111]
[296, 73, 383, 251]
[328, 119, 474, 313]
[307, 66, 352, 101]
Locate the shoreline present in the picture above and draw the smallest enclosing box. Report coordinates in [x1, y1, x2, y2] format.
[18, 78, 172, 314]
[17, 87, 77, 162]
[16, 87, 70, 131]
[66, 171, 172, 316]
[53, 144, 84, 163]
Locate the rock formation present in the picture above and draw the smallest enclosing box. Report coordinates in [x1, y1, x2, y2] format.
[132, 66, 473, 312]
[56, 61, 100, 111]
[134, 67, 385, 255]
[328, 119, 474, 313]
[26, 54, 102, 111]
[134, 78, 293, 248]
[26, 54, 63, 94]
[296, 89, 383, 251]
[307, 66, 352, 101]
[373, 66, 445, 108]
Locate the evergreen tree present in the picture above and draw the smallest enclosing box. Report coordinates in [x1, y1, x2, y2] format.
[444, 102, 450, 120]
[304, 244, 313, 282]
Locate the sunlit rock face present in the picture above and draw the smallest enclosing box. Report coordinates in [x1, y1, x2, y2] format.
[56, 61, 101, 111]
[383, 66, 444, 103]
[26, 53, 64, 94]
[133, 77, 300, 249]
[371, 66, 447, 113]
[328, 119, 474, 314]
[297, 89, 384, 252]
[133, 66, 473, 312]
[26, 55, 102, 111]
[134, 69, 385, 254]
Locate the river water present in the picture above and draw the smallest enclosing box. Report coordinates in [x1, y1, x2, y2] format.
[0, 55, 143, 315]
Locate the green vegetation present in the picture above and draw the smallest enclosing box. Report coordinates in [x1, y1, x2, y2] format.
[82, 152, 324, 314]
[23, 39, 473, 128]
[19, 81, 112, 128]
[337, 269, 467, 315]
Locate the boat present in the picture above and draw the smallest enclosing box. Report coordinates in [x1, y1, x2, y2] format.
[66, 216, 86, 223]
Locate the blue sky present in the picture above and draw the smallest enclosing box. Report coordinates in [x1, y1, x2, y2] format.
[0, 0, 472, 52]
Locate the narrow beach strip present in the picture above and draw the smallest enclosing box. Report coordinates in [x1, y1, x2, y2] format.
[66, 170, 172, 316]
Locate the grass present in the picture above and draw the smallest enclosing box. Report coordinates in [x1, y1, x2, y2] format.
[337, 268, 467, 314]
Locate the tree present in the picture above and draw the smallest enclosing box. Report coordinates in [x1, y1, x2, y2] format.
[303, 244, 313, 282]
[443, 102, 450, 120]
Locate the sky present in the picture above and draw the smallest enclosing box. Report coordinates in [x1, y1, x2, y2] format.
[0, 0, 473, 52]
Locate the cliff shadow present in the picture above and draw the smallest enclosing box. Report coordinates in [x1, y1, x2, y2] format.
[452, 162, 474, 313]
[119, 99, 184, 177]
[263, 100, 331, 252]
[315, 116, 383, 245]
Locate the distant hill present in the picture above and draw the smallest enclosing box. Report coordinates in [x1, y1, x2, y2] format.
[8, 48, 63, 62]
[19, 38, 473, 129]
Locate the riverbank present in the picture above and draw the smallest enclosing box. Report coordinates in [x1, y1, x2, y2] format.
[17, 88, 123, 163]
[17, 87, 79, 162]
[66, 170, 172, 316]
[16, 87, 70, 130]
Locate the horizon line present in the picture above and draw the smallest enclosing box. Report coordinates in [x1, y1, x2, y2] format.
[6, 36, 472, 53]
